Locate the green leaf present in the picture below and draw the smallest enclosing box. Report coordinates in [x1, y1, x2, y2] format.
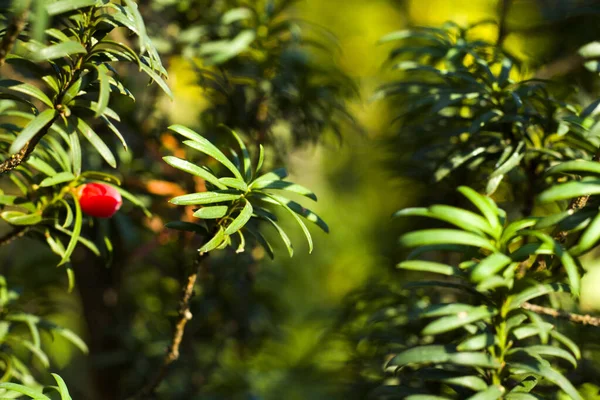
[32, 41, 87, 62]
[7, 337, 49, 367]
[199, 226, 226, 254]
[163, 156, 226, 189]
[538, 179, 600, 203]
[465, 385, 504, 400]
[387, 345, 499, 369]
[38, 321, 88, 354]
[545, 160, 600, 177]
[508, 283, 571, 310]
[256, 144, 265, 176]
[0, 79, 53, 107]
[509, 354, 583, 400]
[559, 250, 581, 296]
[505, 394, 542, 400]
[1, 211, 42, 226]
[510, 346, 577, 368]
[386, 345, 451, 367]
[508, 375, 538, 394]
[400, 229, 496, 251]
[9, 109, 56, 154]
[251, 168, 288, 187]
[75, 117, 116, 168]
[100, 115, 128, 151]
[62, 77, 83, 105]
[435, 147, 486, 181]
[54, 224, 100, 256]
[255, 208, 293, 257]
[422, 306, 497, 335]
[254, 180, 317, 200]
[51, 373, 72, 400]
[439, 375, 488, 392]
[194, 206, 228, 219]
[523, 309, 549, 344]
[26, 156, 57, 176]
[6, 313, 40, 347]
[570, 210, 600, 255]
[449, 351, 501, 368]
[200, 30, 256, 64]
[533, 211, 572, 230]
[182, 140, 243, 180]
[108, 185, 151, 218]
[139, 61, 173, 98]
[91, 64, 110, 118]
[262, 195, 328, 233]
[224, 199, 253, 235]
[46, 231, 66, 258]
[218, 177, 248, 191]
[469, 109, 503, 134]
[457, 332, 494, 351]
[420, 303, 475, 318]
[397, 260, 458, 275]
[81, 171, 121, 185]
[69, 126, 82, 175]
[39, 172, 76, 187]
[471, 252, 513, 282]
[169, 125, 243, 179]
[512, 323, 554, 340]
[0, 383, 50, 399]
[223, 126, 252, 182]
[550, 330, 581, 360]
[244, 224, 274, 259]
[395, 206, 494, 236]
[257, 193, 314, 253]
[58, 195, 82, 266]
[46, 0, 97, 15]
[457, 186, 501, 234]
[170, 191, 241, 205]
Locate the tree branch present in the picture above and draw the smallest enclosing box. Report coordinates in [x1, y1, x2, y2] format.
[496, 0, 512, 46]
[0, 8, 29, 67]
[0, 117, 58, 174]
[0, 226, 29, 247]
[522, 302, 600, 327]
[534, 53, 585, 80]
[132, 252, 208, 398]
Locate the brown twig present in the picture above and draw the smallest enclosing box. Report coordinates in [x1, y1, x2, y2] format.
[522, 302, 600, 327]
[496, 0, 512, 47]
[133, 252, 208, 398]
[534, 53, 586, 80]
[0, 118, 57, 174]
[0, 8, 29, 67]
[0, 226, 29, 247]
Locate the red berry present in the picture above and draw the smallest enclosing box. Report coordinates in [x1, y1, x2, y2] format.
[77, 183, 123, 218]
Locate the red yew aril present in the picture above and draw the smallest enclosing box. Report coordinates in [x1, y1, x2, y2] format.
[77, 183, 123, 218]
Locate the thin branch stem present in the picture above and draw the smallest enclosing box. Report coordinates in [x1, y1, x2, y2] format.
[522, 302, 600, 327]
[1, 8, 95, 175]
[534, 53, 585, 80]
[0, 117, 58, 174]
[132, 252, 208, 399]
[496, 0, 512, 46]
[0, 7, 29, 67]
[0, 226, 29, 247]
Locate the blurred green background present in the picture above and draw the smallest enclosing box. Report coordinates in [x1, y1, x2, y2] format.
[4, 0, 600, 399]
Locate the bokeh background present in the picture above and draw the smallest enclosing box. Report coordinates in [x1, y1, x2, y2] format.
[3, 0, 600, 399]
